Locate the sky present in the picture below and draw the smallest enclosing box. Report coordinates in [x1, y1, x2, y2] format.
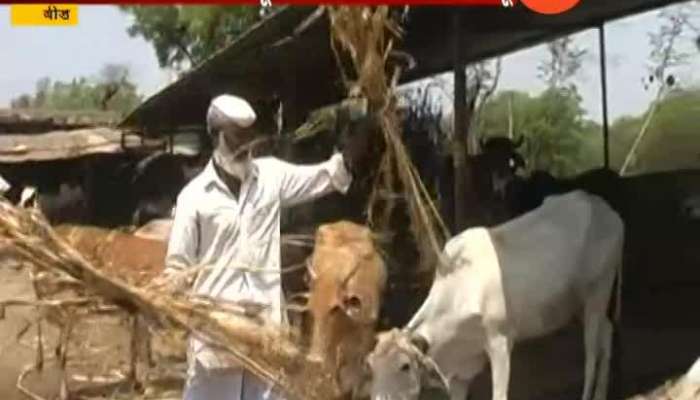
[0, 6, 171, 105]
[1, 4, 699, 122]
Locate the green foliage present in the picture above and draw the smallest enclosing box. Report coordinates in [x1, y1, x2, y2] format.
[119, 6, 263, 69]
[478, 87, 602, 177]
[10, 64, 142, 117]
[611, 87, 700, 174]
[476, 84, 700, 177]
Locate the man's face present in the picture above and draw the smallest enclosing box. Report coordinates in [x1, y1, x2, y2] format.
[212, 122, 260, 180]
[219, 124, 258, 160]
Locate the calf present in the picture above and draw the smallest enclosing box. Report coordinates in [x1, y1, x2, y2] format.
[132, 218, 173, 242]
[366, 191, 624, 400]
[54, 224, 166, 286]
[307, 221, 387, 398]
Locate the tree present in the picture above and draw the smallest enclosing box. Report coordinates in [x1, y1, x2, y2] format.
[477, 33, 600, 177]
[10, 64, 142, 117]
[610, 86, 700, 174]
[619, 4, 698, 175]
[10, 94, 32, 109]
[537, 36, 587, 90]
[34, 77, 52, 108]
[478, 89, 600, 177]
[119, 6, 265, 70]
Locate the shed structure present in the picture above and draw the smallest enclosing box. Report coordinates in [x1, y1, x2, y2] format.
[119, 2, 700, 399]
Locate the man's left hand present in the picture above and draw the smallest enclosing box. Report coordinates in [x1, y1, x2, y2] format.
[341, 118, 376, 176]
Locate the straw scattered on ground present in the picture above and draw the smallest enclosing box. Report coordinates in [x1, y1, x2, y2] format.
[0, 200, 340, 400]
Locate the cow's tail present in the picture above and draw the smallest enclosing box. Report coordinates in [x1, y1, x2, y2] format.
[613, 260, 622, 323]
[608, 235, 625, 400]
[615, 222, 625, 324]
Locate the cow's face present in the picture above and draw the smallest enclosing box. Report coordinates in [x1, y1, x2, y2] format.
[366, 329, 448, 400]
[480, 136, 526, 199]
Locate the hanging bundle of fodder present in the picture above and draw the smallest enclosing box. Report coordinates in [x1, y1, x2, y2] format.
[0, 199, 338, 400]
[323, 6, 450, 273]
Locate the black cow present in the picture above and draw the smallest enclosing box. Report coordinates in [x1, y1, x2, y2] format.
[505, 167, 624, 218]
[437, 136, 527, 229]
[130, 151, 189, 227]
[478, 136, 626, 221]
[28, 182, 90, 225]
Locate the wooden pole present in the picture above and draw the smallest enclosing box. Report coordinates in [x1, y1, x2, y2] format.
[452, 12, 468, 231]
[599, 24, 611, 169]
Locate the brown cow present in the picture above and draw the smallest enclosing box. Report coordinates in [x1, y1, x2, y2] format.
[307, 221, 387, 398]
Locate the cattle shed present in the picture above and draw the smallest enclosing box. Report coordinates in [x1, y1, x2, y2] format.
[118, 2, 700, 400]
[0, 110, 187, 227]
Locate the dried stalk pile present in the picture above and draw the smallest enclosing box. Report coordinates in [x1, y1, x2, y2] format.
[627, 365, 700, 400]
[325, 6, 450, 271]
[0, 200, 339, 400]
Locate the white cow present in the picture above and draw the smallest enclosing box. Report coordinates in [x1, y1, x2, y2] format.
[366, 190, 623, 400]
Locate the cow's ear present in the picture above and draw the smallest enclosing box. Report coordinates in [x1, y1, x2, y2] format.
[305, 257, 316, 284]
[409, 333, 429, 355]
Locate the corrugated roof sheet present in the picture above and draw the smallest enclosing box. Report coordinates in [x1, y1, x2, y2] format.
[0, 128, 164, 163]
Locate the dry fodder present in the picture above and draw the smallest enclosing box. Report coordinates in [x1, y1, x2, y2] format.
[325, 6, 449, 272]
[627, 376, 700, 400]
[0, 200, 339, 400]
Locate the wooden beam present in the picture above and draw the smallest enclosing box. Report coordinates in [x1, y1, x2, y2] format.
[599, 24, 611, 169]
[452, 13, 468, 232]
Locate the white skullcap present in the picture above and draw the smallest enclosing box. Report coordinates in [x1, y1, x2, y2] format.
[208, 94, 257, 129]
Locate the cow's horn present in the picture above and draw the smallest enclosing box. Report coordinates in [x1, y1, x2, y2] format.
[418, 353, 450, 393]
[514, 135, 524, 148]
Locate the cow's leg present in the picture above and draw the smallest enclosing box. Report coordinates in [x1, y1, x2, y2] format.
[583, 270, 616, 400]
[448, 378, 470, 400]
[485, 332, 513, 400]
[593, 318, 613, 400]
[582, 312, 601, 400]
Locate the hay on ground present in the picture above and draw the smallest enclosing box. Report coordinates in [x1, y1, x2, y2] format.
[0, 200, 340, 400]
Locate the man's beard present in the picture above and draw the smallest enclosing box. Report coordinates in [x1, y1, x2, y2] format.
[212, 143, 251, 180]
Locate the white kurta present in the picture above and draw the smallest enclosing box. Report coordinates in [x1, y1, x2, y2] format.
[166, 153, 352, 400]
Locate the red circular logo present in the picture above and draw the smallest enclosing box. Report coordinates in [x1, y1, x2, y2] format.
[520, 0, 581, 15]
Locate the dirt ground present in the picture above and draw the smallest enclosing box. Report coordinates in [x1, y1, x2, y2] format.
[2, 222, 699, 400]
[0, 251, 186, 400]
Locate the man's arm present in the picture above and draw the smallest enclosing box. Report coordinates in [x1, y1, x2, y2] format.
[164, 194, 199, 276]
[277, 117, 374, 207]
[276, 153, 353, 208]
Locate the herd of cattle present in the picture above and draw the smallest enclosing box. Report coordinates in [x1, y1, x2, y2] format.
[307, 138, 631, 400]
[9, 135, 696, 400]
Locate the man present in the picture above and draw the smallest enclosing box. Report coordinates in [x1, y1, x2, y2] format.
[162, 94, 371, 400]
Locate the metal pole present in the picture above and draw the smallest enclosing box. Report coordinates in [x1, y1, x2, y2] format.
[599, 24, 611, 169]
